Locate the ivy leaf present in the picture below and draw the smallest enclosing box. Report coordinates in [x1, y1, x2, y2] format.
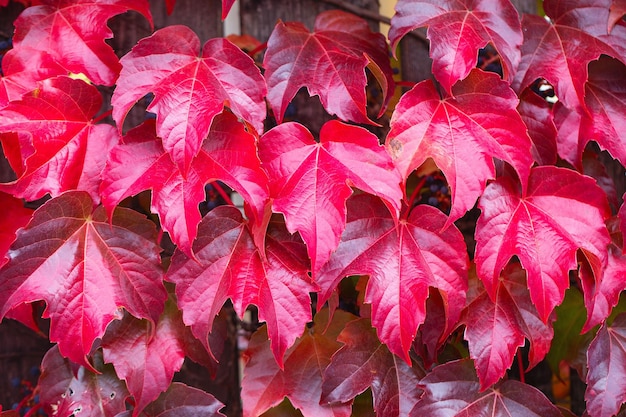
[0, 191, 32, 267]
[0, 191, 167, 368]
[12, 0, 152, 86]
[316, 193, 468, 362]
[512, 0, 619, 110]
[259, 120, 401, 277]
[263, 10, 394, 125]
[321, 317, 425, 417]
[461, 262, 553, 389]
[386, 69, 532, 224]
[475, 166, 611, 322]
[118, 383, 226, 417]
[101, 113, 269, 258]
[586, 313, 626, 417]
[0, 76, 118, 204]
[410, 359, 562, 416]
[166, 206, 315, 366]
[388, 0, 522, 93]
[241, 308, 356, 417]
[555, 56, 626, 169]
[38, 346, 130, 417]
[112, 25, 266, 173]
[102, 301, 187, 417]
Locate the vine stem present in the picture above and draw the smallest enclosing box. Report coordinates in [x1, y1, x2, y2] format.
[248, 41, 267, 58]
[517, 352, 526, 384]
[92, 108, 113, 124]
[211, 181, 235, 206]
[404, 176, 428, 219]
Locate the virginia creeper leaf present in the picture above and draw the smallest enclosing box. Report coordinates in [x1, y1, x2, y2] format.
[461, 262, 553, 389]
[0, 76, 118, 203]
[386, 69, 532, 224]
[316, 193, 468, 362]
[412, 288, 449, 367]
[102, 300, 187, 417]
[166, 206, 315, 366]
[517, 89, 558, 166]
[321, 317, 425, 417]
[586, 313, 626, 417]
[410, 359, 562, 416]
[475, 166, 611, 322]
[112, 25, 266, 173]
[388, 0, 522, 93]
[0, 191, 167, 368]
[117, 383, 226, 417]
[101, 113, 269, 257]
[259, 120, 401, 276]
[555, 56, 626, 169]
[241, 308, 355, 417]
[263, 10, 394, 125]
[512, 0, 620, 110]
[12, 0, 152, 86]
[0, 191, 32, 266]
[620, 194, 626, 253]
[38, 345, 130, 417]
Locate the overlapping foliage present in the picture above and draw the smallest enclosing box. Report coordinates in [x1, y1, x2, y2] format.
[1, 0, 626, 415]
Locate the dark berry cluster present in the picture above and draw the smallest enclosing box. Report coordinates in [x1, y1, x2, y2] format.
[415, 172, 451, 214]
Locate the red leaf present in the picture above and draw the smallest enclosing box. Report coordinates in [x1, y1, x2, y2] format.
[620, 195, 626, 252]
[259, 120, 401, 276]
[0, 191, 167, 368]
[263, 10, 394, 125]
[0, 47, 66, 108]
[0, 191, 32, 267]
[555, 56, 626, 168]
[102, 301, 187, 416]
[517, 89, 558, 166]
[12, 0, 152, 86]
[241, 308, 355, 417]
[584, 245, 626, 330]
[461, 262, 553, 389]
[321, 317, 425, 417]
[0, 76, 118, 203]
[475, 166, 611, 322]
[586, 313, 626, 417]
[101, 113, 269, 257]
[166, 207, 315, 366]
[386, 69, 532, 224]
[410, 359, 562, 416]
[117, 383, 225, 417]
[38, 346, 130, 417]
[316, 194, 468, 362]
[610, 0, 626, 31]
[112, 25, 266, 173]
[512, 0, 620, 110]
[388, 0, 522, 92]
[221, 0, 235, 19]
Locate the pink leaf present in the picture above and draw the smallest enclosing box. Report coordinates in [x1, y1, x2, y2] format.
[112, 25, 266, 173]
[12, 0, 152, 85]
[259, 120, 401, 276]
[0, 191, 167, 368]
[389, 0, 522, 92]
[316, 194, 468, 362]
[386, 69, 532, 224]
[475, 166, 611, 321]
[263, 10, 394, 124]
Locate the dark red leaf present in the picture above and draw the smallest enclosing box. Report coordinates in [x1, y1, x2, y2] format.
[102, 300, 187, 416]
[321, 317, 425, 417]
[389, 0, 522, 92]
[241, 308, 355, 417]
[412, 288, 449, 367]
[620, 194, 626, 252]
[101, 113, 269, 257]
[0, 191, 167, 368]
[461, 262, 553, 389]
[166, 207, 314, 366]
[555, 56, 626, 168]
[259, 120, 401, 276]
[263, 10, 394, 124]
[316, 194, 468, 362]
[0, 76, 118, 203]
[517, 89, 558, 166]
[12, 0, 152, 86]
[475, 166, 611, 322]
[112, 25, 266, 173]
[586, 313, 626, 417]
[38, 346, 130, 417]
[0, 191, 32, 267]
[117, 383, 225, 417]
[410, 359, 562, 416]
[386, 69, 532, 224]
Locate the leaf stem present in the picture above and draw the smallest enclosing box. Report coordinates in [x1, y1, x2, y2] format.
[517, 352, 526, 384]
[405, 176, 428, 217]
[248, 41, 267, 58]
[211, 181, 235, 206]
[92, 108, 113, 124]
